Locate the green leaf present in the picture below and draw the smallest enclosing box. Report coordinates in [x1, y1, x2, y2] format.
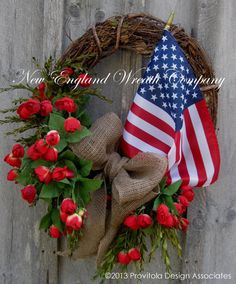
[78, 189, 91, 205]
[39, 182, 62, 198]
[51, 208, 63, 232]
[48, 113, 66, 136]
[162, 180, 182, 196]
[159, 177, 167, 191]
[15, 173, 32, 186]
[55, 138, 67, 152]
[163, 195, 178, 215]
[39, 212, 52, 230]
[59, 150, 76, 161]
[66, 127, 91, 143]
[78, 178, 102, 192]
[78, 159, 93, 177]
[78, 111, 92, 128]
[153, 196, 162, 211]
[59, 178, 71, 185]
[21, 157, 32, 168]
[64, 160, 77, 174]
[31, 159, 52, 169]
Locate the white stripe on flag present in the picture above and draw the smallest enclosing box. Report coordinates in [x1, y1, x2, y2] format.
[169, 165, 181, 184]
[189, 104, 215, 186]
[168, 141, 177, 170]
[134, 94, 175, 129]
[123, 129, 166, 157]
[181, 119, 199, 187]
[127, 111, 174, 147]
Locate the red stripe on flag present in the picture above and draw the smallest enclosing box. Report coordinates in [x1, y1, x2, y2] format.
[184, 108, 208, 186]
[195, 100, 220, 184]
[175, 132, 181, 163]
[131, 103, 175, 138]
[120, 137, 141, 158]
[125, 120, 171, 154]
[177, 150, 190, 186]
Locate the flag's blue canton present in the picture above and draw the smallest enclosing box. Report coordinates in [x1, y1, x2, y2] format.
[137, 30, 203, 131]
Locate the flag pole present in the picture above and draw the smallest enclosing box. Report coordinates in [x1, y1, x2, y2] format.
[164, 12, 175, 30]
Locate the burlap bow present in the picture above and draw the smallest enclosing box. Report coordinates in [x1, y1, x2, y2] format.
[69, 112, 167, 266]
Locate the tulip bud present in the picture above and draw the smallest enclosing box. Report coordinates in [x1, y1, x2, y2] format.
[64, 117, 81, 133]
[43, 147, 58, 162]
[27, 144, 42, 161]
[137, 214, 152, 228]
[128, 248, 141, 261]
[35, 139, 49, 154]
[77, 74, 92, 88]
[45, 130, 60, 146]
[21, 185, 37, 204]
[49, 225, 61, 238]
[66, 213, 82, 230]
[7, 169, 18, 181]
[61, 198, 77, 215]
[123, 215, 139, 230]
[12, 144, 25, 158]
[117, 251, 131, 265]
[34, 166, 51, 184]
[40, 100, 53, 116]
[4, 153, 22, 168]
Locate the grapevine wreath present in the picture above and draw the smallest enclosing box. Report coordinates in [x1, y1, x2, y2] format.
[2, 14, 219, 282]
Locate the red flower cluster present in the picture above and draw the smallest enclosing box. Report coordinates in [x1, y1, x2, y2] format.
[117, 248, 141, 265]
[50, 198, 88, 238]
[27, 131, 60, 162]
[34, 166, 74, 184]
[156, 185, 195, 231]
[4, 144, 25, 180]
[17, 98, 52, 119]
[156, 204, 179, 228]
[123, 213, 152, 230]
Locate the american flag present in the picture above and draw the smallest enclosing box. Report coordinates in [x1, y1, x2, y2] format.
[120, 30, 220, 187]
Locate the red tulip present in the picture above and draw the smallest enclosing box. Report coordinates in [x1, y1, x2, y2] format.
[180, 218, 189, 232]
[34, 166, 51, 184]
[64, 117, 81, 133]
[49, 225, 61, 238]
[156, 204, 175, 228]
[4, 153, 22, 168]
[54, 97, 77, 113]
[66, 213, 82, 230]
[35, 139, 49, 154]
[61, 198, 77, 215]
[17, 99, 40, 119]
[137, 214, 152, 228]
[60, 67, 74, 77]
[77, 74, 92, 88]
[7, 169, 18, 181]
[45, 130, 60, 146]
[21, 185, 37, 204]
[128, 248, 141, 261]
[12, 144, 24, 158]
[60, 210, 68, 223]
[27, 144, 42, 161]
[123, 215, 139, 230]
[43, 147, 58, 162]
[40, 100, 53, 116]
[117, 251, 131, 265]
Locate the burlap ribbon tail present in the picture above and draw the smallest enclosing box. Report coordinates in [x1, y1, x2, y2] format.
[69, 112, 167, 266]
